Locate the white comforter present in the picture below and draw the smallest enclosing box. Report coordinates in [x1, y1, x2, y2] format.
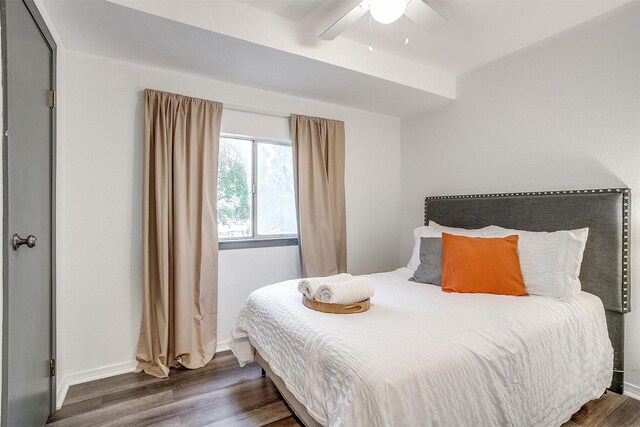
[229, 268, 613, 427]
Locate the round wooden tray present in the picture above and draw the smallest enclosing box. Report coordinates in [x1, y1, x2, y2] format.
[302, 296, 370, 314]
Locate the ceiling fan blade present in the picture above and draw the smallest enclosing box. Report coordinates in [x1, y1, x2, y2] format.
[405, 0, 446, 34]
[319, 3, 368, 41]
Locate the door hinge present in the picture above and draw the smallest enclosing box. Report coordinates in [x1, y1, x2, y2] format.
[48, 90, 56, 108]
[49, 359, 56, 377]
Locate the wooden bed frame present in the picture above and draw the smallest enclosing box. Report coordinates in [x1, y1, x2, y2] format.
[254, 188, 631, 425]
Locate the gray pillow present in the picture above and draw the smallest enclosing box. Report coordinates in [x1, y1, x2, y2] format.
[409, 237, 442, 286]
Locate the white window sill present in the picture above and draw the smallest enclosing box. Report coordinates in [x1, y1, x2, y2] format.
[218, 237, 298, 250]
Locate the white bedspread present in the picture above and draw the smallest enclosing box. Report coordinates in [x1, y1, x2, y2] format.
[229, 268, 613, 427]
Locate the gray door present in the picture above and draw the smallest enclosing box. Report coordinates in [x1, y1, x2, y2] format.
[2, 0, 56, 425]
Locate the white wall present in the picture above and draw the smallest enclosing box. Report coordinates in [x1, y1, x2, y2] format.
[57, 50, 402, 405]
[401, 2, 640, 395]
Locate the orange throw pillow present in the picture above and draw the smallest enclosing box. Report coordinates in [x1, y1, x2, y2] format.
[441, 233, 528, 296]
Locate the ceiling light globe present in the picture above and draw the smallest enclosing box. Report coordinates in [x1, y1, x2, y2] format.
[370, 0, 406, 24]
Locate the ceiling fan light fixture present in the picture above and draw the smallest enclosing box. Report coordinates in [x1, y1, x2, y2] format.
[369, 0, 407, 24]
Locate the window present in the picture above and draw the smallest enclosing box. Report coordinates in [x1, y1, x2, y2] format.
[217, 134, 297, 248]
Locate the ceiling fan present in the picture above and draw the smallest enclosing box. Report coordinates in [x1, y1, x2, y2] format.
[319, 0, 446, 41]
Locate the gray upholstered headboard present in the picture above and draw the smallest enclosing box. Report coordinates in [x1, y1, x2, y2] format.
[424, 188, 631, 393]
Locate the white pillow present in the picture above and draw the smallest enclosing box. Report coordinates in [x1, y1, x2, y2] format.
[485, 225, 589, 300]
[429, 221, 491, 237]
[407, 223, 490, 270]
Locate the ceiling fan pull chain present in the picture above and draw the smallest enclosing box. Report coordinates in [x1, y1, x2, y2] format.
[405, 13, 409, 45]
[368, 12, 373, 52]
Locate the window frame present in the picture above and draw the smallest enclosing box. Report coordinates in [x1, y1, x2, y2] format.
[218, 133, 298, 250]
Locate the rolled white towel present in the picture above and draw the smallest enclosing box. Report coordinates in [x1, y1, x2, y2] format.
[297, 273, 352, 300]
[316, 277, 375, 305]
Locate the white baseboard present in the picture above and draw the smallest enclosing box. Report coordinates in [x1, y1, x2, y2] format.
[56, 360, 137, 410]
[56, 340, 232, 409]
[56, 383, 67, 410]
[217, 339, 230, 353]
[624, 382, 640, 401]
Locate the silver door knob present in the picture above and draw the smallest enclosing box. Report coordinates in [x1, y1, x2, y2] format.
[12, 234, 37, 251]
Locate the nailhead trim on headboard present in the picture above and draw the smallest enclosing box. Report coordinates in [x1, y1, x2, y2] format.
[424, 188, 631, 313]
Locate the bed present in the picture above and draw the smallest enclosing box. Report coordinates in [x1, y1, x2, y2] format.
[229, 188, 631, 426]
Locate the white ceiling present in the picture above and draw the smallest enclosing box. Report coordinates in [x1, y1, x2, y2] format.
[236, 0, 632, 74]
[236, 0, 326, 21]
[41, 0, 451, 117]
[40, 0, 632, 117]
[105, 0, 456, 99]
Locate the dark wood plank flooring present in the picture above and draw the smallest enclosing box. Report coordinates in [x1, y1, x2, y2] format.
[48, 351, 640, 426]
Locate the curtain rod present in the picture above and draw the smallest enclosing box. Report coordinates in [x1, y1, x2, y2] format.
[224, 104, 290, 119]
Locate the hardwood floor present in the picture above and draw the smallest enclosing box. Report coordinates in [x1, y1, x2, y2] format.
[48, 351, 640, 426]
[47, 352, 299, 427]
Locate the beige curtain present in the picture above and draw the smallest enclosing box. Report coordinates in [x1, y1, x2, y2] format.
[291, 114, 347, 277]
[136, 89, 222, 378]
